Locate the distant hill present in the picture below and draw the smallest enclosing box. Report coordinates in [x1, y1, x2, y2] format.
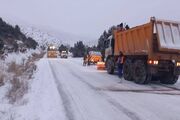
[0, 18, 38, 54]
[20, 26, 98, 47]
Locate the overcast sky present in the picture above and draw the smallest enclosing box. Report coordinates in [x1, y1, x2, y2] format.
[0, 0, 180, 39]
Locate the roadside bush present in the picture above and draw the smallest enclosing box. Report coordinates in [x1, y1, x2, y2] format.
[6, 51, 45, 103]
[0, 39, 4, 51]
[8, 61, 24, 77]
[25, 37, 38, 49]
[7, 77, 28, 103]
[0, 73, 5, 86]
[7, 62, 17, 73]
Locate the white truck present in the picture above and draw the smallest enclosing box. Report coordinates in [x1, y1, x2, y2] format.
[60, 51, 68, 58]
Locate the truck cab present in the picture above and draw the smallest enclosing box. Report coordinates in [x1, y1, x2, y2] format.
[88, 51, 102, 64]
[105, 35, 114, 60]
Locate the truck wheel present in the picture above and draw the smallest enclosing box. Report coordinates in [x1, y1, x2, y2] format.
[133, 60, 150, 84]
[123, 59, 133, 81]
[143, 74, 152, 84]
[160, 74, 178, 84]
[106, 58, 115, 74]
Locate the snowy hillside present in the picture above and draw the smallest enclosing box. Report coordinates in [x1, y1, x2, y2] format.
[21, 26, 98, 47]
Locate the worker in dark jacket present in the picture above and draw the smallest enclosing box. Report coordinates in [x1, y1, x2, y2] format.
[117, 51, 124, 77]
[87, 53, 91, 66]
[83, 54, 87, 66]
[125, 25, 130, 30]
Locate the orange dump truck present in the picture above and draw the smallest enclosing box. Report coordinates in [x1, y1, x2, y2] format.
[105, 17, 180, 84]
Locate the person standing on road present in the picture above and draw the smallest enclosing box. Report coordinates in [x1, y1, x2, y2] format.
[117, 51, 124, 78]
[83, 54, 87, 66]
[87, 52, 91, 66]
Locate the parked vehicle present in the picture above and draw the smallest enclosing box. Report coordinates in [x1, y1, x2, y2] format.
[60, 51, 68, 58]
[87, 51, 102, 65]
[105, 17, 180, 84]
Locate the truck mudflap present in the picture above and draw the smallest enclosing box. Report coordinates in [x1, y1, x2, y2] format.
[174, 67, 180, 75]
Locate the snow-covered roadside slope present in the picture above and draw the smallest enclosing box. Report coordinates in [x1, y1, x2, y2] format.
[0, 49, 43, 120]
[5, 49, 41, 64]
[14, 59, 66, 120]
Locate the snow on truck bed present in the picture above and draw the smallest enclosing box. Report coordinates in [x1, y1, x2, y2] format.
[156, 18, 180, 51]
[2, 58, 180, 120]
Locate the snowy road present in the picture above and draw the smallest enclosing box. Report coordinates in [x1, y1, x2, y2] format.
[24, 58, 180, 120]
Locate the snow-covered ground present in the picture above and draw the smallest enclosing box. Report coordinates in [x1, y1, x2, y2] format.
[5, 57, 180, 120]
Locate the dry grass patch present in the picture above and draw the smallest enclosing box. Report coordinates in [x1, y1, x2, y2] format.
[6, 51, 45, 103]
[7, 62, 24, 77]
[7, 77, 28, 103]
[31, 52, 46, 61]
[7, 62, 17, 73]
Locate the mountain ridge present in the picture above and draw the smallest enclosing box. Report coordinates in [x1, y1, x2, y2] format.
[20, 25, 98, 47]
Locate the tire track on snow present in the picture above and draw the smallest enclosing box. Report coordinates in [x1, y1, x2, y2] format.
[67, 65, 142, 120]
[49, 61, 76, 120]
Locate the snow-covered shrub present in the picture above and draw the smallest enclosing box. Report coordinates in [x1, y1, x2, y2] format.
[6, 51, 45, 103]
[0, 73, 5, 86]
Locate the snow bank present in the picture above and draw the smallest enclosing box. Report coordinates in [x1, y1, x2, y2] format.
[0, 49, 44, 119]
[10, 59, 66, 120]
[5, 49, 41, 65]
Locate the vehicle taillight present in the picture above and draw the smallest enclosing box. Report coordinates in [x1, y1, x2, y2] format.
[148, 60, 153, 64]
[153, 60, 158, 65]
[97, 62, 105, 65]
[176, 62, 180, 67]
[148, 60, 158, 65]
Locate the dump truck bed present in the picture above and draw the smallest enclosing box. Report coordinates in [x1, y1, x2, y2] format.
[114, 17, 180, 61]
[156, 18, 180, 52]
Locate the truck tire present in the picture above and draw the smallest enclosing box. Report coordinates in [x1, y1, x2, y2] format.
[160, 74, 178, 84]
[106, 57, 115, 74]
[123, 59, 133, 81]
[143, 74, 152, 84]
[133, 60, 150, 84]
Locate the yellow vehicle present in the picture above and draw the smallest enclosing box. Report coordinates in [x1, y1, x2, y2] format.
[87, 51, 102, 65]
[97, 62, 105, 70]
[47, 45, 58, 58]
